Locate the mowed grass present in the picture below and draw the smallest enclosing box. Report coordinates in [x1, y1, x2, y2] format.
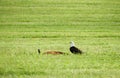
[0, 0, 120, 78]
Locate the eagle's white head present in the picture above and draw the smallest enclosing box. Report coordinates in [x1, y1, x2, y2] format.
[70, 41, 75, 47]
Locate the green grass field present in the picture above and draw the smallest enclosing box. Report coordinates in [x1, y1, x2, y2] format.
[0, 0, 120, 78]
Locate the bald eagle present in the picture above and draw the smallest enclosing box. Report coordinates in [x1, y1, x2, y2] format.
[38, 49, 68, 55]
[70, 41, 82, 54]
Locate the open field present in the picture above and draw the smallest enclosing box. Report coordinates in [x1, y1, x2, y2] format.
[0, 0, 120, 78]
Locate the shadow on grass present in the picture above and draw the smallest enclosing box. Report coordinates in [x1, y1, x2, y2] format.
[0, 69, 46, 76]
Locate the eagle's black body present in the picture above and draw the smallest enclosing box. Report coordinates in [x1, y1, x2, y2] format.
[70, 46, 82, 54]
[38, 49, 41, 54]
